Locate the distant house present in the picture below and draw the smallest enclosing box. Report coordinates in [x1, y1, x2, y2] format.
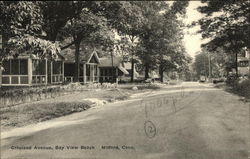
[62, 48, 100, 83]
[238, 49, 250, 76]
[99, 57, 129, 83]
[0, 53, 64, 86]
[122, 61, 139, 79]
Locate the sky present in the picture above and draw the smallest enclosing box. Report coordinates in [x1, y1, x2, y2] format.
[183, 1, 205, 59]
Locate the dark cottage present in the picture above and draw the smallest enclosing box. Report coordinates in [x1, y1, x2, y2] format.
[62, 48, 100, 83]
[99, 57, 129, 83]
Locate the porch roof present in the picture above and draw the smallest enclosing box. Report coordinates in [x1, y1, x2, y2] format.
[3, 51, 64, 61]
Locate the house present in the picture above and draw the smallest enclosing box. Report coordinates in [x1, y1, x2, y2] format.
[99, 57, 129, 83]
[62, 48, 100, 83]
[238, 49, 250, 76]
[0, 53, 64, 86]
[122, 60, 139, 80]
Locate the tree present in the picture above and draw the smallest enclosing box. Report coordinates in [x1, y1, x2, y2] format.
[61, 8, 115, 82]
[100, 1, 145, 82]
[192, 52, 209, 78]
[195, 0, 250, 76]
[38, 1, 87, 42]
[159, 1, 189, 82]
[192, 48, 230, 79]
[136, 1, 189, 81]
[0, 1, 60, 61]
[135, 2, 170, 80]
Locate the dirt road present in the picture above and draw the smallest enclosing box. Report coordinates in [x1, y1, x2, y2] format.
[1, 82, 249, 159]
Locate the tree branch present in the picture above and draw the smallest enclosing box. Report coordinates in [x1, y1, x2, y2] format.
[61, 41, 75, 50]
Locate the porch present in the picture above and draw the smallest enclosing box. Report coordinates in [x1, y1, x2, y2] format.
[64, 63, 99, 83]
[0, 55, 64, 86]
[63, 49, 100, 83]
[99, 57, 129, 83]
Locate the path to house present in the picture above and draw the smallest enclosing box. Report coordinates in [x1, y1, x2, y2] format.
[1, 82, 249, 159]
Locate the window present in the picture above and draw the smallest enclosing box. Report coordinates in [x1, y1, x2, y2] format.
[33, 59, 46, 75]
[239, 61, 249, 67]
[105, 69, 108, 76]
[100, 69, 104, 76]
[11, 59, 19, 75]
[53, 61, 62, 74]
[2, 60, 10, 75]
[2, 59, 28, 75]
[32, 59, 39, 75]
[20, 59, 28, 75]
[64, 63, 74, 76]
[94, 65, 98, 76]
[86, 64, 90, 76]
[79, 64, 83, 76]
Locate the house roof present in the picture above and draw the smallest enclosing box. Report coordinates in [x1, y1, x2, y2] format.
[99, 57, 129, 75]
[99, 57, 123, 67]
[118, 65, 129, 75]
[123, 62, 132, 70]
[61, 47, 99, 63]
[122, 61, 140, 77]
[238, 57, 249, 61]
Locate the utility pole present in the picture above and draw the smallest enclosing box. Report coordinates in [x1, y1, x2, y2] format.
[204, 56, 207, 79]
[247, 48, 250, 76]
[111, 48, 114, 83]
[208, 52, 211, 81]
[131, 41, 134, 83]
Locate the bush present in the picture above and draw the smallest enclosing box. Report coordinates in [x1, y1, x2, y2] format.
[235, 79, 250, 98]
[226, 74, 238, 86]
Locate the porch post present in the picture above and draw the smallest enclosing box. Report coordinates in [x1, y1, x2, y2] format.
[51, 61, 53, 84]
[0, 65, 2, 87]
[45, 59, 48, 85]
[97, 65, 100, 82]
[116, 67, 118, 84]
[28, 58, 32, 86]
[62, 61, 64, 83]
[83, 64, 86, 84]
[92, 65, 94, 82]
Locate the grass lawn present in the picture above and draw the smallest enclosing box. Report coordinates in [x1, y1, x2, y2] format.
[214, 81, 250, 102]
[0, 86, 156, 131]
[0, 81, 180, 131]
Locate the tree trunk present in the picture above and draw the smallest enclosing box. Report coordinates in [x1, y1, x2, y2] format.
[130, 36, 135, 83]
[235, 52, 238, 76]
[74, 42, 80, 82]
[131, 58, 134, 82]
[159, 65, 164, 83]
[145, 63, 149, 80]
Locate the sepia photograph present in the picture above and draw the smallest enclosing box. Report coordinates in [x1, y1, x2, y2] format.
[0, 1, 249, 159]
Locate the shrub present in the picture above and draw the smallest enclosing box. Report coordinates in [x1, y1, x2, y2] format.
[235, 79, 250, 98]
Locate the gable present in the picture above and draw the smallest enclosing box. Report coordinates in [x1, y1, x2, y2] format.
[89, 54, 98, 63]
